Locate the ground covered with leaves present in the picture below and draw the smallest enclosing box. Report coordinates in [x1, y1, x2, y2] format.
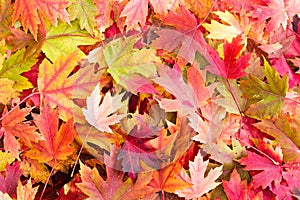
[0, 0, 300, 199]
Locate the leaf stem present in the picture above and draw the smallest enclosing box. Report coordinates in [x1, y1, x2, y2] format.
[39, 159, 57, 200]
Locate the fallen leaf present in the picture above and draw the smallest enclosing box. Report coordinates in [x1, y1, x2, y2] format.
[120, 0, 148, 30]
[12, 0, 70, 39]
[0, 162, 23, 198]
[203, 10, 243, 42]
[25, 105, 76, 163]
[82, 83, 126, 133]
[223, 169, 247, 200]
[240, 58, 288, 119]
[16, 179, 39, 200]
[175, 150, 223, 199]
[68, 0, 97, 35]
[1, 106, 41, 158]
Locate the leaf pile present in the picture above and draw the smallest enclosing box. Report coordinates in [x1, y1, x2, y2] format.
[1, 0, 300, 199]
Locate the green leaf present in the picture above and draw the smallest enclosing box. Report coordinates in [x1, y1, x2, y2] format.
[42, 20, 99, 62]
[240, 58, 288, 119]
[103, 35, 160, 90]
[254, 114, 300, 162]
[0, 49, 36, 91]
[68, 0, 97, 35]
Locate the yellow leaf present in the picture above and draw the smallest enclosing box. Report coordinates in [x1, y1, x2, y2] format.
[182, 0, 212, 19]
[203, 10, 243, 42]
[0, 151, 15, 171]
[0, 78, 18, 104]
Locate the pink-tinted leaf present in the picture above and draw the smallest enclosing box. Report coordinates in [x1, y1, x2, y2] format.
[0, 162, 23, 198]
[82, 83, 126, 133]
[272, 56, 300, 88]
[223, 169, 247, 200]
[120, 0, 148, 30]
[240, 150, 282, 189]
[151, 6, 208, 63]
[175, 151, 223, 199]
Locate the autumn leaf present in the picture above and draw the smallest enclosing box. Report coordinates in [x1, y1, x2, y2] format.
[205, 35, 250, 79]
[120, 0, 148, 30]
[223, 169, 247, 200]
[186, 66, 210, 107]
[240, 149, 283, 189]
[94, 0, 114, 32]
[272, 56, 300, 88]
[16, 179, 39, 200]
[148, 159, 192, 193]
[82, 83, 126, 133]
[102, 34, 160, 94]
[42, 20, 99, 62]
[250, 0, 300, 31]
[0, 0, 13, 38]
[0, 49, 36, 91]
[25, 105, 76, 163]
[181, 0, 213, 19]
[0, 106, 42, 158]
[240, 58, 288, 119]
[76, 162, 124, 200]
[203, 10, 243, 42]
[0, 78, 18, 104]
[0, 192, 11, 200]
[117, 123, 161, 173]
[151, 6, 208, 63]
[0, 152, 15, 171]
[149, 0, 178, 15]
[175, 150, 223, 199]
[5, 26, 46, 61]
[77, 146, 154, 200]
[38, 51, 101, 121]
[68, 0, 97, 35]
[12, 0, 70, 39]
[0, 162, 23, 198]
[254, 114, 300, 162]
[212, 80, 246, 114]
[203, 138, 246, 166]
[153, 64, 198, 114]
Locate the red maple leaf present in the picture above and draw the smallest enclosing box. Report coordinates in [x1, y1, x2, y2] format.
[240, 150, 282, 189]
[223, 169, 247, 200]
[0, 162, 23, 198]
[206, 35, 250, 79]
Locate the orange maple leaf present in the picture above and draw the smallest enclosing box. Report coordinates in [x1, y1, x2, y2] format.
[25, 105, 76, 163]
[148, 159, 192, 193]
[12, 0, 70, 39]
[0, 106, 43, 158]
[38, 51, 101, 122]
